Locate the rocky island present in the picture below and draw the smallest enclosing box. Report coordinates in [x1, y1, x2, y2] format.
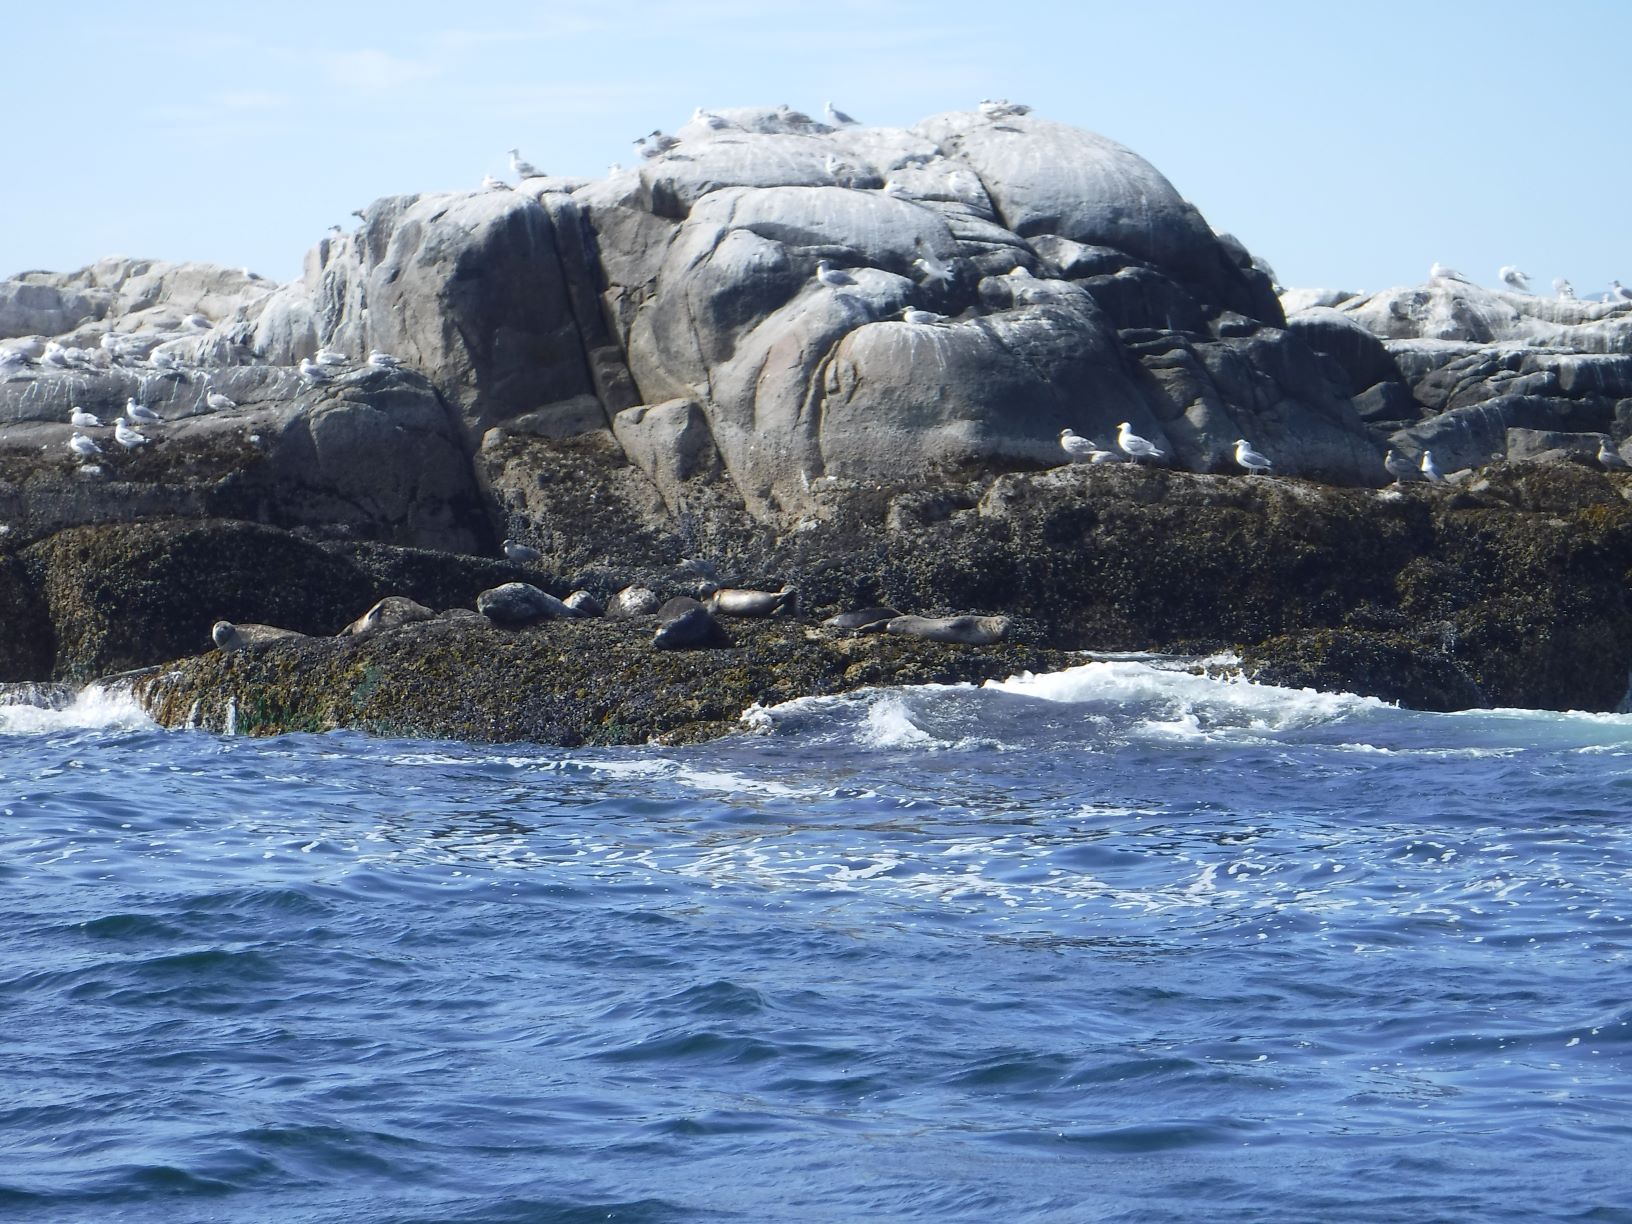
[3, 104, 1631, 741]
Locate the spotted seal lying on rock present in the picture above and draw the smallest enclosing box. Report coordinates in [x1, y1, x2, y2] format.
[823, 605, 902, 630]
[477, 582, 580, 625]
[652, 597, 729, 650]
[212, 620, 306, 652]
[872, 614, 1012, 646]
[708, 586, 796, 617]
[606, 586, 661, 619]
[340, 595, 435, 639]
[563, 590, 604, 617]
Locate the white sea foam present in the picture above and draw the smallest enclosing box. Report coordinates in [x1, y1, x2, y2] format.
[0, 683, 156, 735]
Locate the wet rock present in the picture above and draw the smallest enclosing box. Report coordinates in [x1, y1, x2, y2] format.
[606, 586, 661, 619]
[1244, 628, 1484, 712]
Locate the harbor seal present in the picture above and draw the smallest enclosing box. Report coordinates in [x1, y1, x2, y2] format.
[708, 586, 796, 617]
[652, 597, 729, 650]
[880, 614, 1012, 646]
[340, 596, 435, 639]
[606, 586, 661, 619]
[822, 605, 902, 631]
[476, 582, 580, 625]
[563, 590, 604, 617]
[212, 620, 306, 652]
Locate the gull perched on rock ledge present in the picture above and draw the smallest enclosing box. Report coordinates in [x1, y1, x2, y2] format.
[815, 260, 857, 288]
[1384, 449, 1419, 483]
[1234, 438, 1272, 474]
[1554, 277, 1576, 299]
[1430, 262, 1472, 284]
[1420, 450, 1444, 482]
[1116, 422, 1164, 462]
[1499, 266, 1531, 292]
[508, 148, 541, 179]
[1059, 429, 1115, 464]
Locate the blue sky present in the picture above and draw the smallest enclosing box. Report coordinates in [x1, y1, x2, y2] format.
[4, 0, 1628, 294]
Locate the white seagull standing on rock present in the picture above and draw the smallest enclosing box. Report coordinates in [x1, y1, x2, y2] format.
[1430, 262, 1471, 284]
[206, 392, 236, 411]
[1383, 449, 1419, 483]
[299, 357, 333, 384]
[1116, 422, 1165, 462]
[481, 174, 509, 191]
[115, 419, 150, 449]
[1554, 277, 1576, 299]
[1599, 439, 1629, 470]
[315, 347, 348, 367]
[815, 259, 857, 288]
[508, 148, 541, 179]
[1613, 280, 1632, 303]
[912, 248, 955, 286]
[1499, 266, 1531, 291]
[125, 398, 162, 424]
[1059, 429, 1115, 464]
[825, 101, 858, 126]
[368, 351, 402, 368]
[503, 539, 541, 564]
[1419, 450, 1444, 482]
[70, 407, 102, 428]
[69, 433, 102, 458]
[1234, 438, 1272, 474]
[900, 307, 946, 325]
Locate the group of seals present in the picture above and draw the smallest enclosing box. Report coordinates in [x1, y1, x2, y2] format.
[210, 571, 1009, 660]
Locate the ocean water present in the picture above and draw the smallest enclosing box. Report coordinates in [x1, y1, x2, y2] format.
[3, 657, 1631, 1224]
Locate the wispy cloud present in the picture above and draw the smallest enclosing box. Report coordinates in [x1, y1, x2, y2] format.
[321, 48, 441, 92]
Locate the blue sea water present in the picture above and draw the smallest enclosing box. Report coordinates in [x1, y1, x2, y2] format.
[3, 657, 1631, 1223]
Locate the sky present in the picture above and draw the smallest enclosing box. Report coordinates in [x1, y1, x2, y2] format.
[4, 0, 1628, 295]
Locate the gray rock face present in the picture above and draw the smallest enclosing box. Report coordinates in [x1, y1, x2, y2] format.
[0, 361, 484, 551]
[476, 582, 578, 625]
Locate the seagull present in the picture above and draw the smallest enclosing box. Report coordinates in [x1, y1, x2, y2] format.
[912, 248, 955, 286]
[825, 101, 858, 126]
[1116, 422, 1165, 461]
[206, 392, 236, 411]
[1613, 280, 1632, 303]
[815, 259, 857, 288]
[40, 343, 71, 368]
[70, 408, 102, 428]
[1554, 277, 1576, 299]
[1384, 449, 1419, 483]
[900, 307, 946, 325]
[0, 348, 27, 366]
[481, 174, 509, 191]
[1499, 266, 1531, 292]
[978, 98, 1032, 118]
[1599, 439, 1629, 470]
[125, 398, 162, 424]
[508, 148, 542, 179]
[1058, 428, 1114, 464]
[315, 347, 348, 367]
[150, 350, 180, 371]
[635, 130, 679, 159]
[368, 350, 402, 368]
[503, 538, 541, 564]
[1419, 450, 1444, 482]
[68, 433, 102, 458]
[184, 312, 210, 329]
[115, 419, 151, 449]
[691, 107, 727, 129]
[1234, 438, 1273, 474]
[1430, 262, 1472, 284]
[298, 357, 333, 384]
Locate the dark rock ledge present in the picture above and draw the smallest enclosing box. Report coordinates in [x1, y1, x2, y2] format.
[129, 616, 1069, 745]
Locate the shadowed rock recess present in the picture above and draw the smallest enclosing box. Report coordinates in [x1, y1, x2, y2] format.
[4, 106, 1632, 739]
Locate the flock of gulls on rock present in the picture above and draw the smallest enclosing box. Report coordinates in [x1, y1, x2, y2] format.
[46, 344, 407, 474]
[1432, 262, 1632, 304]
